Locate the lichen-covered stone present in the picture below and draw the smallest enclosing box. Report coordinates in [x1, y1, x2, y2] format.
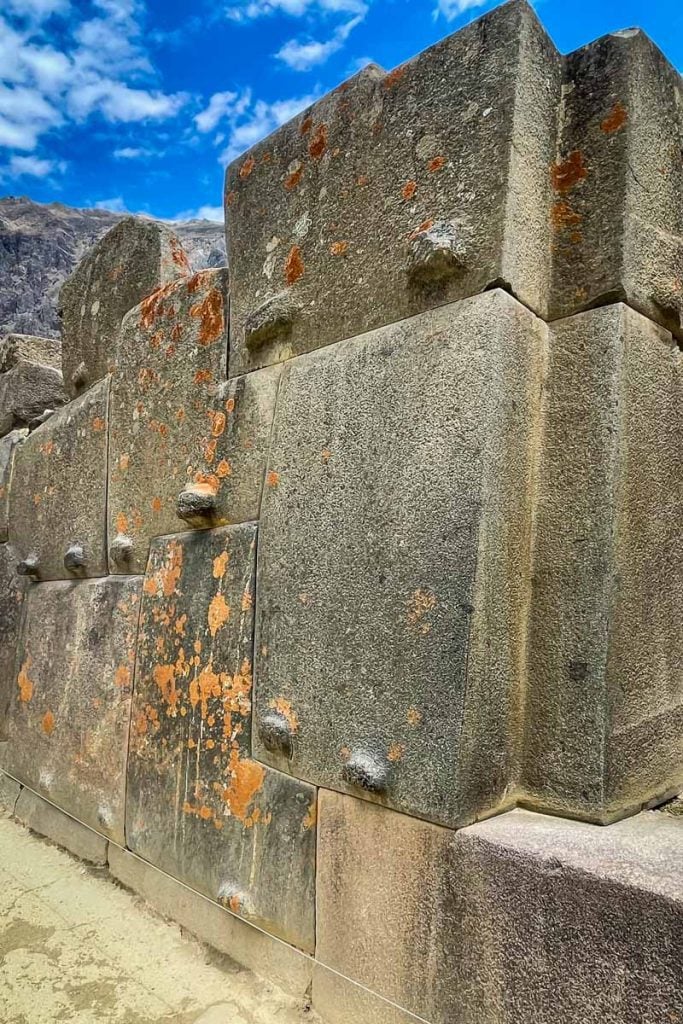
[0, 575, 142, 844]
[225, 0, 559, 374]
[108, 270, 281, 573]
[126, 527, 316, 952]
[0, 333, 61, 373]
[59, 217, 191, 398]
[523, 304, 683, 822]
[9, 378, 109, 580]
[0, 543, 27, 741]
[0, 428, 26, 541]
[0, 359, 67, 436]
[254, 289, 546, 828]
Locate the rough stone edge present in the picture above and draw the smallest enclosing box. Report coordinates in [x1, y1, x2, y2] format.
[13, 785, 108, 865]
[0, 767, 21, 817]
[107, 842, 313, 999]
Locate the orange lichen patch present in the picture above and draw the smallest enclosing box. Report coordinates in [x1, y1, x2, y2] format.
[169, 235, 191, 272]
[143, 576, 159, 597]
[601, 102, 628, 134]
[228, 893, 241, 913]
[551, 151, 588, 194]
[321, 448, 332, 463]
[39, 439, 55, 455]
[193, 472, 220, 494]
[42, 710, 55, 736]
[428, 156, 446, 173]
[208, 592, 231, 637]
[187, 271, 207, 294]
[139, 281, 178, 330]
[303, 800, 317, 831]
[216, 459, 232, 479]
[300, 114, 313, 135]
[407, 708, 422, 727]
[17, 657, 34, 703]
[33, 493, 42, 506]
[152, 663, 179, 709]
[148, 538, 184, 598]
[388, 742, 405, 762]
[189, 660, 222, 717]
[119, 453, 130, 472]
[203, 438, 218, 465]
[151, 496, 163, 513]
[239, 156, 256, 179]
[266, 470, 280, 488]
[308, 123, 328, 160]
[551, 200, 582, 232]
[406, 588, 437, 635]
[174, 614, 187, 636]
[115, 665, 131, 689]
[269, 697, 299, 734]
[170, 323, 183, 344]
[225, 397, 236, 414]
[384, 65, 406, 88]
[208, 410, 226, 437]
[402, 180, 417, 201]
[190, 289, 225, 345]
[194, 369, 213, 385]
[213, 550, 229, 579]
[241, 590, 253, 612]
[149, 330, 164, 350]
[408, 219, 434, 241]
[91, 416, 106, 431]
[222, 757, 265, 824]
[330, 241, 348, 256]
[226, 190, 238, 207]
[356, 174, 369, 187]
[133, 710, 148, 737]
[284, 245, 304, 286]
[285, 165, 304, 190]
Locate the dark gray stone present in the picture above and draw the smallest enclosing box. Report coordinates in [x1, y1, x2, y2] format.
[14, 788, 108, 864]
[0, 428, 26, 541]
[225, 0, 559, 374]
[1, 575, 142, 845]
[59, 217, 191, 398]
[0, 359, 67, 436]
[9, 377, 109, 580]
[126, 526, 316, 952]
[0, 543, 27, 741]
[254, 290, 545, 828]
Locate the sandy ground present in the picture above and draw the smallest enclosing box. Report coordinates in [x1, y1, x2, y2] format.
[0, 815, 315, 1024]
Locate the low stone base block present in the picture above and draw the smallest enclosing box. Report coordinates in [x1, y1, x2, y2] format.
[14, 787, 108, 865]
[107, 842, 313, 999]
[0, 769, 21, 816]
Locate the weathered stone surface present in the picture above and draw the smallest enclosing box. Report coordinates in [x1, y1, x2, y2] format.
[0, 428, 26, 541]
[59, 217, 191, 398]
[0, 543, 27, 741]
[316, 793, 683, 1024]
[549, 30, 683, 343]
[9, 377, 109, 580]
[0, 359, 67, 436]
[225, 0, 559, 374]
[107, 843, 314, 997]
[0, 770, 21, 816]
[15, 787, 108, 864]
[126, 527, 316, 952]
[0, 333, 61, 372]
[254, 290, 545, 828]
[108, 268, 280, 574]
[1, 575, 142, 844]
[312, 966, 423, 1024]
[523, 304, 683, 822]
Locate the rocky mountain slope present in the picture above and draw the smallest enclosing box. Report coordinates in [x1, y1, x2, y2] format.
[0, 196, 226, 338]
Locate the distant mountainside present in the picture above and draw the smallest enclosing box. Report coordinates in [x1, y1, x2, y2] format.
[0, 196, 226, 339]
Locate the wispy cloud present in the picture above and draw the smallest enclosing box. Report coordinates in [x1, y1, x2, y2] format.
[276, 13, 363, 70]
[113, 146, 155, 159]
[195, 88, 319, 165]
[226, 0, 368, 20]
[0, 153, 66, 179]
[434, 0, 491, 21]
[173, 204, 225, 223]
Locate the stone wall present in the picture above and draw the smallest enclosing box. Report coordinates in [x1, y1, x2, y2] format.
[1, 2, 682, 1021]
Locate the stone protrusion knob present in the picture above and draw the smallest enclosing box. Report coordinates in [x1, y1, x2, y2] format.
[109, 533, 134, 566]
[16, 554, 40, 578]
[64, 543, 87, 573]
[342, 749, 391, 794]
[258, 710, 295, 759]
[407, 219, 470, 284]
[244, 291, 300, 351]
[176, 484, 218, 526]
[70, 361, 89, 394]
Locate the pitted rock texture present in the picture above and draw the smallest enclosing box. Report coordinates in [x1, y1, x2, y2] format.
[0, 543, 27, 741]
[9, 377, 109, 581]
[0, 428, 26, 541]
[0, 333, 61, 373]
[0, 575, 142, 843]
[126, 527, 316, 952]
[0, 357, 67, 436]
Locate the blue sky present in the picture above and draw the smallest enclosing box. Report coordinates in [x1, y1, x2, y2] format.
[1, 0, 681, 222]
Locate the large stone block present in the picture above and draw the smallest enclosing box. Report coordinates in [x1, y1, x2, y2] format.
[254, 289, 545, 828]
[0, 543, 28, 741]
[126, 527, 316, 952]
[108, 269, 279, 574]
[59, 217, 190, 398]
[0, 358, 67, 436]
[14, 787, 108, 864]
[9, 377, 109, 580]
[0, 428, 26, 541]
[316, 792, 683, 1024]
[0, 333, 61, 373]
[225, 0, 559, 374]
[549, 30, 683, 343]
[523, 304, 683, 822]
[0, 574, 142, 844]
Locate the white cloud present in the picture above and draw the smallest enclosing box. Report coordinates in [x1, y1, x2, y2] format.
[434, 0, 490, 20]
[217, 92, 318, 165]
[226, 0, 368, 21]
[174, 204, 224, 223]
[67, 81, 186, 123]
[3, 153, 66, 178]
[5, 0, 70, 22]
[94, 196, 128, 212]
[113, 146, 152, 159]
[195, 90, 251, 133]
[276, 13, 361, 70]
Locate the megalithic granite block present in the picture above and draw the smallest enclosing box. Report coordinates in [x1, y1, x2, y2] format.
[315, 792, 683, 1024]
[0, 358, 67, 436]
[126, 527, 316, 952]
[225, 0, 560, 374]
[0, 333, 61, 373]
[0, 543, 28, 741]
[0, 575, 143, 844]
[59, 217, 191, 398]
[549, 30, 683, 342]
[523, 304, 683, 822]
[109, 268, 281, 575]
[9, 377, 109, 580]
[0, 428, 26, 542]
[254, 289, 546, 828]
